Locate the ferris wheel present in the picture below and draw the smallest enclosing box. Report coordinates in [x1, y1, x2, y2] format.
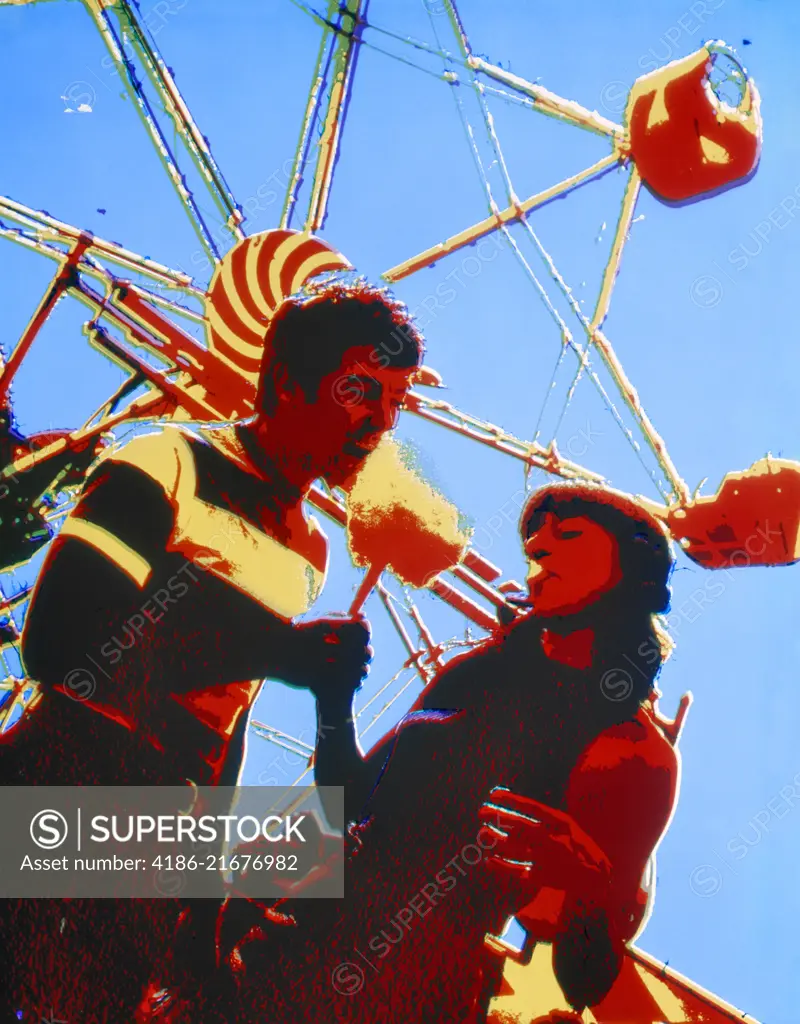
[0, 0, 794, 744]
[0, 1, 792, 1019]
[0, 0, 793, 731]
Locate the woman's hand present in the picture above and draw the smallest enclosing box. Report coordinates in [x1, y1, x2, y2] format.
[478, 786, 612, 907]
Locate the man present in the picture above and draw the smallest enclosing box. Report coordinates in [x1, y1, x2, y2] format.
[11, 281, 422, 786]
[0, 281, 424, 1022]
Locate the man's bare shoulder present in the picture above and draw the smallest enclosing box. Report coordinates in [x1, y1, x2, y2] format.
[92, 425, 194, 494]
[97, 424, 191, 465]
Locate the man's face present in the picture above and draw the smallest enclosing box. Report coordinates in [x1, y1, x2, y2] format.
[524, 511, 622, 616]
[277, 344, 417, 486]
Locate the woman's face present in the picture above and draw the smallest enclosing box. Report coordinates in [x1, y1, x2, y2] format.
[523, 511, 622, 616]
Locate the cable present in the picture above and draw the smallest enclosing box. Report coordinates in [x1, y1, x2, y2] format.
[435, 0, 670, 499]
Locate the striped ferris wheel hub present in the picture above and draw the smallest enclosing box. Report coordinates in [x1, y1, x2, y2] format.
[204, 229, 353, 384]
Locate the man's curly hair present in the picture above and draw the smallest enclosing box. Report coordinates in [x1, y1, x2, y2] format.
[256, 280, 424, 415]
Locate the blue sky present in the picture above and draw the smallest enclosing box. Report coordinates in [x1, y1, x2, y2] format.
[1, 0, 799, 1019]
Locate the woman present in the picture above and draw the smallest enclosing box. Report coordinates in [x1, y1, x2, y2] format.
[177, 482, 682, 1022]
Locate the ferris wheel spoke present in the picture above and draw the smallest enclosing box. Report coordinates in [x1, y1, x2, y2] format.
[282, 0, 369, 233]
[432, 15, 594, 465]
[404, 594, 444, 672]
[356, 664, 424, 738]
[426, 576, 497, 633]
[360, 587, 483, 737]
[383, 7, 681, 504]
[0, 678, 34, 734]
[281, 13, 338, 230]
[450, 562, 516, 616]
[359, 587, 495, 739]
[305, 0, 367, 233]
[507, 200, 682, 501]
[0, 240, 85, 401]
[90, 0, 243, 238]
[0, 585, 31, 617]
[376, 583, 433, 683]
[250, 720, 315, 760]
[82, 0, 243, 262]
[0, 195, 197, 293]
[442, 0, 624, 140]
[405, 390, 604, 483]
[419, 10, 581, 478]
[382, 155, 618, 284]
[64, 264, 248, 422]
[575, 165, 690, 500]
[1, 390, 167, 490]
[436, 11, 594, 463]
[590, 327, 689, 505]
[298, 0, 588, 122]
[467, 55, 624, 141]
[82, 322, 213, 421]
[379, 4, 688, 505]
[0, 199, 209, 433]
[591, 165, 643, 330]
[105, 278, 205, 325]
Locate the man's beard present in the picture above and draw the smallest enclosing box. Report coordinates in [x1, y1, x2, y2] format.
[324, 450, 368, 489]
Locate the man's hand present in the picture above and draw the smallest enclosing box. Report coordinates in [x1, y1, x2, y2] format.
[281, 615, 373, 699]
[478, 787, 612, 909]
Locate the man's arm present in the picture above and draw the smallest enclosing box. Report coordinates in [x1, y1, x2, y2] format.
[22, 451, 369, 694]
[312, 641, 487, 824]
[313, 687, 384, 827]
